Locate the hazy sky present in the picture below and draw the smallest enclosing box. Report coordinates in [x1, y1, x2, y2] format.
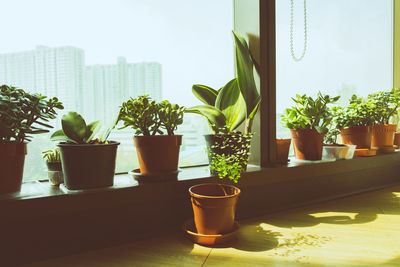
[276, 0, 393, 113]
[0, 0, 234, 106]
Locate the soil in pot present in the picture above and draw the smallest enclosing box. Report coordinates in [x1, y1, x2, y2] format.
[189, 183, 240, 235]
[134, 135, 182, 174]
[46, 161, 63, 186]
[204, 134, 251, 175]
[290, 129, 324, 160]
[371, 124, 397, 148]
[276, 138, 291, 163]
[58, 141, 119, 190]
[0, 142, 27, 194]
[340, 125, 372, 149]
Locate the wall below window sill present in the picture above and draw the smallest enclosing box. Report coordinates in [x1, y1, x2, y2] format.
[2, 153, 400, 265]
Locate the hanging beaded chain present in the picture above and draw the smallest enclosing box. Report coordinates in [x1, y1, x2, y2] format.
[290, 0, 308, 62]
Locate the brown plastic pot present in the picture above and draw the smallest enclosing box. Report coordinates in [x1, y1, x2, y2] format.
[340, 126, 372, 149]
[134, 135, 182, 174]
[290, 129, 324, 160]
[394, 132, 400, 147]
[371, 124, 397, 148]
[189, 183, 240, 235]
[0, 142, 27, 194]
[276, 138, 291, 163]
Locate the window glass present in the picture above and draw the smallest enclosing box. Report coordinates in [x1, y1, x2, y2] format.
[276, 0, 393, 142]
[0, 0, 234, 181]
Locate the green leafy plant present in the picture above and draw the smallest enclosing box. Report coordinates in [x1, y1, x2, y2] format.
[118, 95, 185, 135]
[368, 88, 400, 125]
[0, 85, 64, 142]
[209, 131, 252, 183]
[333, 94, 375, 129]
[281, 92, 340, 134]
[50, 111, 117, 144]
[185, 31, 260, 135]
[324, 128, 340, 144]
[42, 148, 61, 163]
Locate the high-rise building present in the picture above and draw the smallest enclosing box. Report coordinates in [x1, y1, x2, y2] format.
[0, 46, 85, 112]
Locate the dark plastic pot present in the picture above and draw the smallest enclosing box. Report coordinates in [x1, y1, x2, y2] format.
[189, 183, 240, 235]
[134, 135, 182, 174]
[58, 141, 119, 190]
[204, 134, 250, 175]
[0, 142, 27, 194]
[290, 128, 324, 160]
[340, 125, 372, 149]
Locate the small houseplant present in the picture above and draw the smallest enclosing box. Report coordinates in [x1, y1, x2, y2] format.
[322, 129, 356, 160]
[281, 92, 340, 160]
[50, 111, 119, 190]
[368, 88, 400, 149]
[118, 95, 185, 175]
[187, 31, 260, 237]
[0, 85, 63, 194]
[42, 148, 63, 186]
[333, 94, 375, 149]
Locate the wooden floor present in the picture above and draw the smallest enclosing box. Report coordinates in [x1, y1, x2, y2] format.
[25, 186, 400, 266]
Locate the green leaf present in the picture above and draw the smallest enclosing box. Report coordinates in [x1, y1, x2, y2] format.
[192, 84, 218, 106]
[185, 105, 226, 129]
[61, 112, 87, 144]
[215, 78, 246, 131]
[50, 129, 76, 143]
[85, 120, 101, 143]
[232, 30, 261, 119]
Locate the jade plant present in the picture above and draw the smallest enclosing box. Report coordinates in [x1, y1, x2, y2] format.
[368, 88, 400, 125]
[281, 92, 340, 134]
[0, 85, 64, 142]
[333, 94, 375, 129]
[185, 31, 260, 135]
[118, 95, 185, 135]
[42, 148, 61, 163]
[50, 111, 117, 144]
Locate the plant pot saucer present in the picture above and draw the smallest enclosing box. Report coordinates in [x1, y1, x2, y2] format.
[128, 168, 180, 184]
[59, 183, 114, 193]
[354, 148, 377, 157]
[183, 219, 239, 246]
[373, 146, 397, 154]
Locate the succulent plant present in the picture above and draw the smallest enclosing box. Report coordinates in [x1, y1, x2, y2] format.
[42, 148, 61, 163]
[118, 95, 185, 136]
[0, 84, 63, 142]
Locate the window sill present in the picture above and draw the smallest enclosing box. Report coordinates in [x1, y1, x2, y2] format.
[2, 153, 400, 265]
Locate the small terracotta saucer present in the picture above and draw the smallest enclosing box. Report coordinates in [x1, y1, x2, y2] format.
[375, 146, 396, 154]
[128, 169, 180, 184]
[183, 219, 239, 246]
[354, 148, 377, 157]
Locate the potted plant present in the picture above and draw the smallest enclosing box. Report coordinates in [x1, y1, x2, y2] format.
[50, 111, 119, 190]
[333, 94, 375, 149]
[118, 95, 185, 175]
[42, 148, 63, 186]
[281, 92, 340, 160]
[186, 31, 260, 237]
[368, 88, 400, 149]
[322, 129, 356, 160]
[0, 85, 63, 194]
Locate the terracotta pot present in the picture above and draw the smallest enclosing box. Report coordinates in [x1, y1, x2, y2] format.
[134, 135, 182, 174]
[290, 129, 324, 160]
[0, 142, 27, 194]
[189, 183, 240, 235]
[394, 132, 400, 147]
[340, 126, 372, 149]
[371, 124, 396, 148]
[276, 139, 291, 163]
[204, 134, 251, 175]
